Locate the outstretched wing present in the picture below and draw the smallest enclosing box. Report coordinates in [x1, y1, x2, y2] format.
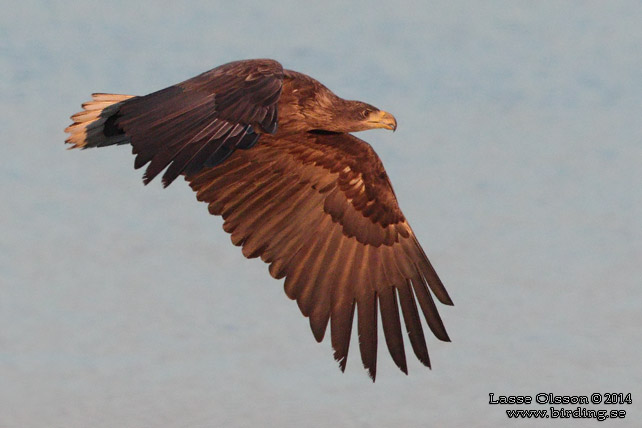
[187, 131, 453, 380]
[115, 59, 284, 186]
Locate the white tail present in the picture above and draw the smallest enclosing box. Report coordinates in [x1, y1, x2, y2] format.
[65, 93, 135, 149]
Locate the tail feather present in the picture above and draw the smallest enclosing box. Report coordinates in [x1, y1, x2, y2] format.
[65, 93, 135, 149]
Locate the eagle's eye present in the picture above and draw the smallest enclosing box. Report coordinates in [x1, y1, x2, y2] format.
[361, 108, 373, 118]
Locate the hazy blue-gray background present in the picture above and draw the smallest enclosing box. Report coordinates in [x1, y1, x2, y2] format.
[2, 1, 641, 427]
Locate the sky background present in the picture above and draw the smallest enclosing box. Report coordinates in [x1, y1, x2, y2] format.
[1, 1, 641, 427]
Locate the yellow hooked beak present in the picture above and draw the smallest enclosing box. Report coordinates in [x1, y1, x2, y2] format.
[366, 110, 397, 131]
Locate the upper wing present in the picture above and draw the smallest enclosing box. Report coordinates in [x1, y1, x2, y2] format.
[187, 131, 453, 380]
[115, 59, 284, 186]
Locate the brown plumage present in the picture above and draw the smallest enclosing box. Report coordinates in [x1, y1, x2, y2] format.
[65, 58, 453, 380]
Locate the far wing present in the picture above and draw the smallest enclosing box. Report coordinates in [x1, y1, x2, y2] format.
[187, 131, 453, 380]
[115, 59, 284, 186]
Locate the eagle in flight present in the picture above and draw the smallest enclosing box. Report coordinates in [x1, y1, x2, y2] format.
[65, 59, 453, 380]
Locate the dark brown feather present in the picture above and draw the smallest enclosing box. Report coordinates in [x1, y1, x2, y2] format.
[115, 59, 284, 186]
[397, 279, 431, 368]
[378, 286, 408, 374]
[357, 288, 378, 380]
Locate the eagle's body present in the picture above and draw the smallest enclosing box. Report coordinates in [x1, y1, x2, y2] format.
[66, 59, 452, 380]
